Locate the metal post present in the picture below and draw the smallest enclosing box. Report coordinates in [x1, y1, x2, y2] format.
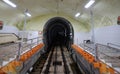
[90, 8, 95, 43]
[90, 8, 97, 60]
[17, 42, 22, 60]
[30, 39, 33, 49]
[77, 38, 78, 45]
[95, 44, 98, 61]
[21, 9, 27, 44]
[19, 10, 27, 60]
[24, 9, 28, 31]
[37, 37, 39, 44]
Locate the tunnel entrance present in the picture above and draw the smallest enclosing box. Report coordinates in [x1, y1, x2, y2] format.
[43, 17, 74, 51]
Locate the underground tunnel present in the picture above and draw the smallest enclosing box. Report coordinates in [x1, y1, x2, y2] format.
[43, 17, 74, 51]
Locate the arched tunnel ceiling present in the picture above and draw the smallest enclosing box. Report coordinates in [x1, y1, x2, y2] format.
[0, 0, 120, 32]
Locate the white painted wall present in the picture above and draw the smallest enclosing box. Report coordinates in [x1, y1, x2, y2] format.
[0, 25, 19, 35]
[74, 32, 90, 44]
[94, 25, 120, 45]
[18, 31, 39, 43]
[18, 31, 38, 39]
[18, 31, 28, 39]
[27, 31, 39, 39]
[74, 25, 120, 47]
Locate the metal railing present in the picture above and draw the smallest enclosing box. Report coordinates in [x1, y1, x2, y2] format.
[107, 43, 120, 50]
[17, 37, 43, 60]
[81, 42, 120, 74]
[0, 37, 42, 68]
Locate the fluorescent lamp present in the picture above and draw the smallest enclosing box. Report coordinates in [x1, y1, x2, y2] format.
[3, 0, 17, 8]
[25, 12, 31, 17]
[85, 0, 95, 8]
[75, 13, 80, 17]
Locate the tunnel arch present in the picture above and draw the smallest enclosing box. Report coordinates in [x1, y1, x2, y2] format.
[43, 17, 74, 51]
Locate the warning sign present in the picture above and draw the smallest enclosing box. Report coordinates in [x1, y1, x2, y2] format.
[0, 21, 3, 30]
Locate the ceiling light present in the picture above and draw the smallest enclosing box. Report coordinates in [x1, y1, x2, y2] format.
[25, 12, 31, 17]
[75, 13, 80, 17]
[3, 0, 17, 8]
[85, 0, 95, 8]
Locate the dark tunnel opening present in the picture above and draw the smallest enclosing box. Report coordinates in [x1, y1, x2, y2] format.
[43, 17, 74, 51]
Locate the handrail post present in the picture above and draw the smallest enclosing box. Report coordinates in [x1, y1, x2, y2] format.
[17, 42, 22, 60]
[107, 43, 109, 47]
[30, 39, 33, 49]
[83, 40, 85, 46]
[37, 37, 39, 44]
[95, 44, 98, 61]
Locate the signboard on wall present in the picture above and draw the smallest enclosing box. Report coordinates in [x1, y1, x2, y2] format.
[117, 16, 120, 25]
[0, 21, 3, 30]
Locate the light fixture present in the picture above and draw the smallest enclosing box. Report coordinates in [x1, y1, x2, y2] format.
[85, 0, 95, 8]
[75, 13, 80, 17]
[25, 12, 31, 17]
[24, 9, 32, 17]
[3, 0, 17, 8]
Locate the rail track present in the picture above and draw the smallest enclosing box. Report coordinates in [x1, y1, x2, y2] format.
[30, 46, 81, 74]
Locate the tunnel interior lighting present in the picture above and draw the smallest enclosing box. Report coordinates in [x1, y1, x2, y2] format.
[75, 13, 80, 17]
[25, 12, 31, 17]
[3, 0, 17, 8]
[85, 0, 95, 8]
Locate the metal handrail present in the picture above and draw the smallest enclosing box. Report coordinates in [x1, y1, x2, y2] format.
[96, 43, 120, 74]
[0, 37, 42, 67]
[107, 43, 120, 48]
[26, 37, 40, 41]
[83, 43, 120, 74]
[22, 39, 42, 48]
[0, 37, 42, 48]
[83, 44, 95, 54]
[84, 44, 94, 50]
[97, 43, 120, 52]
[18, 37, 42, 56]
